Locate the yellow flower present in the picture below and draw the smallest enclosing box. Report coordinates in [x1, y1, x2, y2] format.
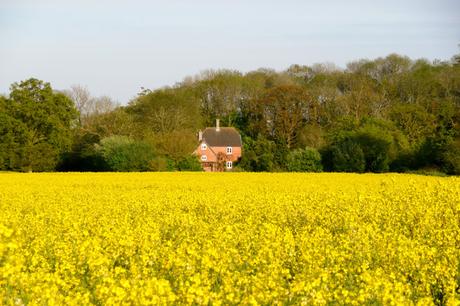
[0, 172, 459, 305]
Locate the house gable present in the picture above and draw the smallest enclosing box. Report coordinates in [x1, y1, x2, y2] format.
[195, 140, 218, 162]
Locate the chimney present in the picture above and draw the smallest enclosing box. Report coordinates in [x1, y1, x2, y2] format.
[216, 119, 220, 132]
[198, 130, 202, 141]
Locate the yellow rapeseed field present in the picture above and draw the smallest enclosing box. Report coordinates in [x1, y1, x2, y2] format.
[0, 173, 459, 305]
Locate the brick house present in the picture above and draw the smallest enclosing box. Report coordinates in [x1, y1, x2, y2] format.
[194, 119, 242, 172]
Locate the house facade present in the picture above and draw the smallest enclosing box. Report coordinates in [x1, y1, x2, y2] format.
[194, 119, 242, 172]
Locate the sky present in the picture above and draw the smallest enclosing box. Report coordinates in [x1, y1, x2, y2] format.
[1, 0, 459, 104]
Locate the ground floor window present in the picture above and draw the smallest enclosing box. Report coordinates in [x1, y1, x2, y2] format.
[226, 161, 232, 169]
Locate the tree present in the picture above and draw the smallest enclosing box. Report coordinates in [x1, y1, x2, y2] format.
[303, 70, 345, 126]
[388, 103, 436, 147]
[64, 85, 119, 129]
[215, 152, 227, 172]
[128, 87, 201, 136]
[239, 135, 276, 172]
[84, 107, 135, 138]
[0, 112, 28, 170]
[297, 124, 326, 149]
[251, 85, 310, 149]
[63, 85, 91, 125]
[336, 73, 380, 119]
[147, 130, 198, 162]
[195, 70, 245, 126]
[6, 78, 78, 171]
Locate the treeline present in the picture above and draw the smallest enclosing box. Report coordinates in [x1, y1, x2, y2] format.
[1, 53, 459, 174]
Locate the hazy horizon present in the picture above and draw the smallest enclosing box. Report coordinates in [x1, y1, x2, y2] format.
[1, 0, 459, 104]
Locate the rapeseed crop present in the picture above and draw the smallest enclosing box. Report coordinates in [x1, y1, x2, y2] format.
[0, 173, 459, 305]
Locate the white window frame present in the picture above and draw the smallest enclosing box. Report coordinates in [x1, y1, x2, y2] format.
[201, 143, 207, 150]
[201, 155, 207, 161]
[226, 161, 233, 169]
[226, 146, 233, 155]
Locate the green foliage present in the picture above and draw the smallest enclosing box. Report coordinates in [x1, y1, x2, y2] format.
[388, 103, 436, 147]
[96, 136, 156, 172]
[176, 155, 202, 171]
[127, 87, 201, 135]
[147, 130, 198, 161]
[2, 52, 459, 174]
[58, 132, 108, 171]
[148, 156, 175, 171]
[441, 139, 460, 174]
[353, 128, 392, 172]
[330, 139, 366, 173]
[1, 78, 78, 171]
[418, 134, 460, 175]
[194, 70, 245, 127]
[0, 113, 28, 170]
[326, 118, 409, 173]
[247, 85, 310, 149]
[84, 108, 135, 139]
[297, 124, 326, 149]
[239, 135, 276, 172]
[286, 147, 322, 172]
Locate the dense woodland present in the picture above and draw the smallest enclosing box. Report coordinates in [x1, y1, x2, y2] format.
[1, 53, 460, 174]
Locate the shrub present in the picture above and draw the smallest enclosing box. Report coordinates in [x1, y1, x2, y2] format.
[176, 155, 202, 171]
[58, 132, 108, 172]
[148, 156, 173, 171]
[353, 128, 392, 172]
[287, 147, 322, 172]
[239, 135, 276, 172]
[442, 139, 460, 175]
[331, 139, 366, 172]
[326, 117, 409, 173]
[96, 136, 156, 171]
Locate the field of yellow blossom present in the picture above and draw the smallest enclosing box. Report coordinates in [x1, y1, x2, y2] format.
[1, 172, 459, 305]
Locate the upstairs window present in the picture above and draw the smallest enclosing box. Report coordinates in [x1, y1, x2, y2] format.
[226, 161, 233, 169]
[201, 155, 207, 161]
[226, 146, 232, 154]
[201, 143, 207, 150]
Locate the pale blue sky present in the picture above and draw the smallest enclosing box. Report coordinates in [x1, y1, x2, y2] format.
[1, 0, 459, 103]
